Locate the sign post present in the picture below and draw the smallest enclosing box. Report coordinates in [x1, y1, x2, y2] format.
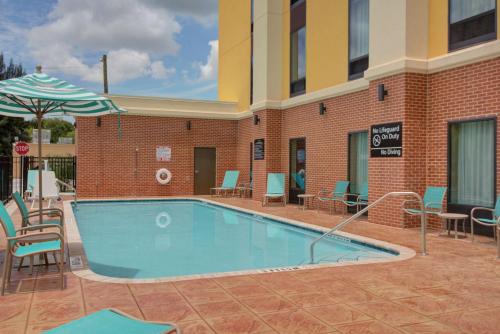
[370, 122, 403, 158]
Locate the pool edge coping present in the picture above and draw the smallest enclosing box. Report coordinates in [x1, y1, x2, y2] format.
[64, 197, 416, 284]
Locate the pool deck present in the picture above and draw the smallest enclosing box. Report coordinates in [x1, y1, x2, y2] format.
[1, 196, 500, 334]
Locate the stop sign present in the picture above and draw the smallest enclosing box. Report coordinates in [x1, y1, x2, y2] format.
[14, 142, 29, 156]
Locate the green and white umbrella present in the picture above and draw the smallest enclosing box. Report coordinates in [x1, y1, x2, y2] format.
[0, 66, 125, 221]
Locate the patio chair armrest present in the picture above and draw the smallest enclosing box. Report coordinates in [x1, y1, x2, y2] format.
[17, 224, 63, 234]
[27, 208, 64, 219]
[470, 207, 495, 223]
[8, 231, 63, 243]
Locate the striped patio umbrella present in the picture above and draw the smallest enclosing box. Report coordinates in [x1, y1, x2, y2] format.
[0, 66, 125, 221]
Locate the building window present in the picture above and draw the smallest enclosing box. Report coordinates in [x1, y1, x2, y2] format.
[290, 0, 306, 97]
[349, 0, 369, 80]
[449, 0, 496, 51]
[348, 131, 368, 194]
[449, 119, 495, 207]
[250, 0, 254, 105]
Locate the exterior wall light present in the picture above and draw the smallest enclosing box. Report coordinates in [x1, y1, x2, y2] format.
[186, 120, 191, 130]
[319, 102, 327, 115]
[254, 114, 260, 125]
[96, 117, 101, 127]
[377, 84, 388, 101]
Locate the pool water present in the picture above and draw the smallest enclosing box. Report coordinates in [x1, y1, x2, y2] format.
[73, 200, 396, 279]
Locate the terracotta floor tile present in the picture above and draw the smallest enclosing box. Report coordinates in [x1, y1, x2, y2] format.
[206, 312, 273, 334]
[175, 279, 220, 293]
[329, 286, 381, 305]
[29, 298, 84, 323]
[26, 320, 71, 334]
[286, 292, 338, 308]
[182, 288, 233, 305]
[129, 282, 177, 295]
[400, 320, 465, 334]
[0, 293, 32, 323]
[433, 308, 500, 334]
[306, 304, 372, 326]
[226, 284, 273, 298]
[0, 321, 27, 334]
[368, 286, 421, 300]
[353, 301, 430, 326]
[394, 295, 465, 315]
[178, 320, 216, 334]
[241, 294, 298, 314]
[261, 309, 333, 334]
[134, 290, 185, 307]
[193, 299, 247, 318]
[336, 320, 403, 334]
[215, 275, 257, 288]
[141, 301, 200, 323]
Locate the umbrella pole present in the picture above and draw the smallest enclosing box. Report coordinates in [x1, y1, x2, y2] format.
[37, 102, 43, 224]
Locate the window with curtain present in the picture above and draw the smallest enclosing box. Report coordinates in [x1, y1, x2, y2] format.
[449, 0, 496, 51]
[449, 119, 495, 207]
[349, 0, 369, 80]
[290, 0, 306, 96]
[349, 132, 368, 194]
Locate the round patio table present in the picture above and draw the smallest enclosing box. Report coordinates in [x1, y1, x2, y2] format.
[438, 212, 468, 239]
[297, 194, 315, 210]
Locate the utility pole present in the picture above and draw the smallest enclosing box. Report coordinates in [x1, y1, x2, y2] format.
[100, 54, 108, 94]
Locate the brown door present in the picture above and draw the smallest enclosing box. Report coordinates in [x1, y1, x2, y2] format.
[194, 148, 216, 195]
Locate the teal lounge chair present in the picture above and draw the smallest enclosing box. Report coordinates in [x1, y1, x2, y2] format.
[402, 186, 447, 216]
[24, 169, 37, 200]
[344, 182, 369, 212]
[0, 201, 64, 295]
[211, 170, 240, 197]
[471, 196, 500, 242]
[263, 173, 286, 206]
[12, 191, 63, 229]
[45, 309, 180, 333]
[317, 181, 350, 214]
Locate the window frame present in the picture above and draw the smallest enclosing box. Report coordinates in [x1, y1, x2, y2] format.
[348, 0, 370, 81]
[448, 0, 497, 52]
[447, 117, 497, 208]
[347, 130, 369, 192]
[290, 0, 306, 97]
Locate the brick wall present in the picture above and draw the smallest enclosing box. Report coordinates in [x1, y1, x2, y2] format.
[77, 115, 237, 197]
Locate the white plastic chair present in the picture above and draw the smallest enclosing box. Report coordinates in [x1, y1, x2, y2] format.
[30, 171, 60, 209]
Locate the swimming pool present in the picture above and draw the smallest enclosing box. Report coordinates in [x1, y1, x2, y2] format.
[71, 199, 399, 280]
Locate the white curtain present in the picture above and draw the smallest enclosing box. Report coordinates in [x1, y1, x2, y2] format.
[349, 0, 369, 60]
[450, 0, 495, 23]
[350, 132, 368, 193]
[453, 120, 495, 207]
[291, 27, 306, 81]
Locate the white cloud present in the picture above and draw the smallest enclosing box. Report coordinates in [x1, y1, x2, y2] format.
[198, 40, 218, 81]
[149, 0, 218, 26]
[26, 0, 182, 83]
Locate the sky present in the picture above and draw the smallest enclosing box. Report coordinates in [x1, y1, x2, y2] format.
[0, 0, 219, 101]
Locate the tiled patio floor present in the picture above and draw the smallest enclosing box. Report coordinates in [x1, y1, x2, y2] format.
[1, 196, 500, 334]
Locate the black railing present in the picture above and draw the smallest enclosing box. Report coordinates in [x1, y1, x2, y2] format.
[0, 156, 76, 203]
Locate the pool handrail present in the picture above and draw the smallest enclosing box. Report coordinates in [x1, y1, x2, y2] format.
[309, 191, 427, 264]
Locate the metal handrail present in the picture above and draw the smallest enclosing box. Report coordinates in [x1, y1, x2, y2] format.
[309, 191, 427, 264]
[56, 179, 77, 205]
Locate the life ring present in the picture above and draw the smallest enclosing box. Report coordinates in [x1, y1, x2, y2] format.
[156, 211, 171, 228]
[156, 168, 172, 185]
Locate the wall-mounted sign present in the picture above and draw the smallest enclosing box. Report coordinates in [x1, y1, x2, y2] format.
[254, 139, 265, 160]
[370, 122, 403, 158]
[156, 146, 171, 162]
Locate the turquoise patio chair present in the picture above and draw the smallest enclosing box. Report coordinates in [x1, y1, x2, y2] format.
[13, 191, 64, 229]
[471, 196, 500, 242]
[210, 170, 240, 197]
[402, 186, 447, 216]
[0, 201, 64, 295]
[317, 181, 350, 214]
[24, 169, 37, 199]
[344, 182, 369, 212]
[45, 309, 180, 333]
[263, 173, 285, 206]
[291, 172, 305, 190]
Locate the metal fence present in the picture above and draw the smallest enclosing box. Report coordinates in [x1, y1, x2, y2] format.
[0, 156, 76, 203]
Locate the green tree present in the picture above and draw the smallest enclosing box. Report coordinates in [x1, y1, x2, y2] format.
[0, 53, 29, 156]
